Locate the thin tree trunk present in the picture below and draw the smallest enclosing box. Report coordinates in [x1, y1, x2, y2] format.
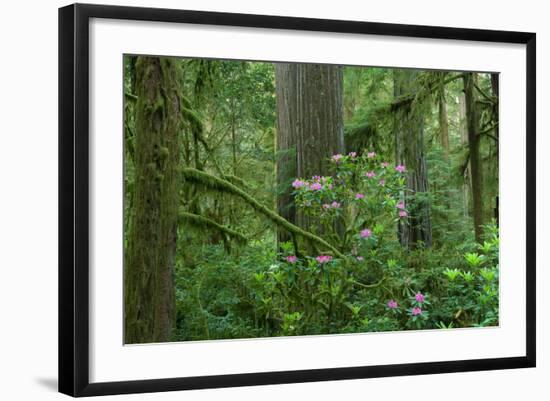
[393, 69, 432, 248]
[491, 73, 499, 140]
[275, 63, 345, 246]
[491, 73, 499, 224]
[463, 72, 484, 242]
[124, 56, 181, 344]
[459, 92, 471, 217]
[438, 76, 450, 160]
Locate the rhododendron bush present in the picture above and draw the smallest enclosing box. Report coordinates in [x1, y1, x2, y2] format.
[174, 152, 499, 339]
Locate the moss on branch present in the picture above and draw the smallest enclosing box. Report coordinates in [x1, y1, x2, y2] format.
[179, 210, 247, 244]
[182, 167, 345, 258]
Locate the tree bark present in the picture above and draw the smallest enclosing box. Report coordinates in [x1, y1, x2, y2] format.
[124, 57, 181, 343]
[393, 69, 432, 248]
[459, 92, 471, 217]
[490, 73, 499, 140]
[275, 63, 345, 244]
[491, 73, 499, 225]
[463, 72, 484, 242]
[437, 74, 450, 159]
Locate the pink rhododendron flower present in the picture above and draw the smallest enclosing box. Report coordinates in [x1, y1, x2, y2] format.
[379, 179, 386, 186]
[365, 171, 376, 178]
[322, 204, 331, 210]
[395, 164, 406, 173]
[312, 175, 321, 182]
[292, 179, 305, 189]
[396, 201, 405, 209]
[331, 154, 343, 163]
[411, 307, 422, 316]
[348, 151, 357, 158]
[355, 193, 365, 200]
[356, 256, 364, 261]
[387, 300, 398, 309]
[331, 201, 341, 209]
[415, 292, 425, 303]
[360, 229, 372, 239]
[367, 152, 376, 158]
[399, 210, 408, 218]
[286, 255, 297, 263]
[310, 182, 322, 191]
[316, 255, 333, 264]
[381, 162, 389, 168]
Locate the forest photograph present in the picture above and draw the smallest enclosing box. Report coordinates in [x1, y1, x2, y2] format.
[123, 55, 499, 345]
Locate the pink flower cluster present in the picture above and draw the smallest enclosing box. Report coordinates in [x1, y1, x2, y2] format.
[387, 300, 399, 309]
[316, 255, 333, 264]
[355, 193, 365, 200]
[415, 292, 425, 303]
[286, 255, 297, 263]
[292, 179, 305, 189]
[365, 171, 376, 179]
[367, 151, 376, 158]
[310, 182, 322, 191]
[395, 164, 406, 173]
[331, 154, 343, 163]
[360, 229, 372, 239]
[411, 307, 422, 316]
[323, 201, 341, 210]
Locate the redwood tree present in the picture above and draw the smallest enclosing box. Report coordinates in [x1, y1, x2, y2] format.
[463, 72, 484, 242]
[124, 57, 181, 343]
[275, 63, 345, 244]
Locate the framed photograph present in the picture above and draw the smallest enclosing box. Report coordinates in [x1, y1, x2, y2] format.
[59, 3, 536, 397]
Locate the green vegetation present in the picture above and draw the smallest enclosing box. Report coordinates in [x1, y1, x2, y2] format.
[123, 56, 499, 343]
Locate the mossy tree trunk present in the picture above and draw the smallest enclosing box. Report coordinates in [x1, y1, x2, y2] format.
[124, 56, 181, 344]
[393, 69, 432, 248]
[437, 73, 450, 159]
[275, 63, 345, 246]
[459, 92, 471, 217]
[491, 73, 499, 224]
[463, 72, 484, 243]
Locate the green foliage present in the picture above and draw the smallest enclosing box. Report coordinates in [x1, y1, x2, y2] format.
[123, 56, 500, 343]
[174, 157, 499, 339]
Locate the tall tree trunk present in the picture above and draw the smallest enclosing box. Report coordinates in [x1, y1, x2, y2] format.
[275, 63, 345, 246]
[491, 73, 499, 224]
[124, 57, 181, 344]
[490, 73, 499, 140]
[437, 76, 450, 160]
[393, 70, 432, 248]
[463, 72, 484, 242]
[275, 63, 298, 245]
[459, 92, 471, 218]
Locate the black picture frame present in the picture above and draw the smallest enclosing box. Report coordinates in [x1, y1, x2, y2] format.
[59, 3, 536, 397]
